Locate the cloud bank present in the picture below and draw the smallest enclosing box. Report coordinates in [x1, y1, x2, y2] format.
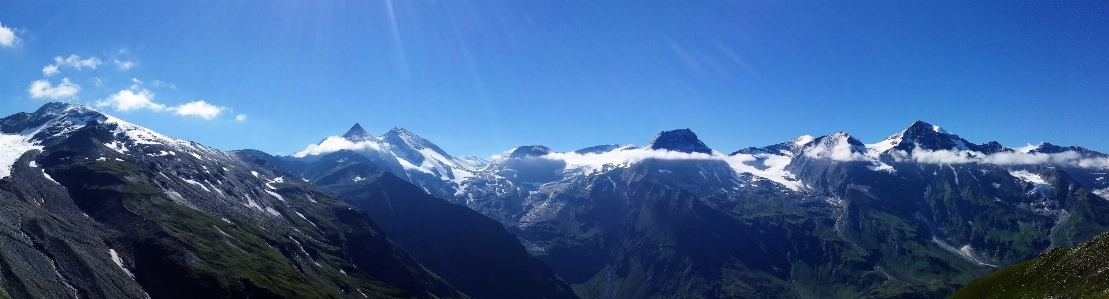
[895, 148, 1109, 169]
[804, 144, 1109, 170]
[293, 136, 386, 158]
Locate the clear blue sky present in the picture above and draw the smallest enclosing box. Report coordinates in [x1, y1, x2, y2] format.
[2, 1, 1108, 156]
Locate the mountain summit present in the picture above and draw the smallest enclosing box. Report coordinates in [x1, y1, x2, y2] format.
[645, 128, 713, 154]
[342, 123, 374, 141]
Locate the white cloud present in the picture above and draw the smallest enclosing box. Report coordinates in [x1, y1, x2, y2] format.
[40, 55, 103, 76]
[0, 22, 19, 48]
[89, 77, 103, 87]
[28, 78, 81, 99]
[170, 100, 226, 120]
[54, 54, 102, 70]
[95, 89, 232, 121]
[42, 65, 60, 76]
[114, 59, 135, 70]
[96, 89, 165, 112]
[235, 114, 247, 122]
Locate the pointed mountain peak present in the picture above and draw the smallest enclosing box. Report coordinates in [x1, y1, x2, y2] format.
[342, 123, 374, 141]
[645, 128, 713, 154]
[870, 120, 975, 152]
[905, 120, 952, 136]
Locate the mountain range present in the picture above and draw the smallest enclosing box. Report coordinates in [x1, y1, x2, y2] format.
[3, 102, 1109, 298]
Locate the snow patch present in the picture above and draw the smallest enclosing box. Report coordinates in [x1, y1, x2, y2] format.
[0, 134, 42, 179]
[264, 190, 285, 202]
[1010, 170, 1052, 198]
[183, 179, 211, 192]
[109, 249, 135, 278]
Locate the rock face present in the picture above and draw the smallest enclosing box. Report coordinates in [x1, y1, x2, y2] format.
[644, 128, 713, 154]
[0, 103, 466, 299]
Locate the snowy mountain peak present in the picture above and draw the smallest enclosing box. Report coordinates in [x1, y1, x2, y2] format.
[867, 120, 975, 154]
[645, 128, 712, 154]
[801, 132, 867, 160]
[381, 127, 455, 164]
[342, 123, 374, 141]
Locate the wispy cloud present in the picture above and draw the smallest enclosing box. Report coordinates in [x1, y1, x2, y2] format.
[152, 80, 176, 89]
[114, 59, 135, 70]
[171, 101, 226, 120]
[42, 55, 103, 76]
[0, 21, 19, 48]
[28, 78, 81, 99]
[235, 114, 247, 122]
[55, 55, 102, 70]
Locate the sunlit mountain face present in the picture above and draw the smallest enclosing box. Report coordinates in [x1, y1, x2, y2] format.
[277, 120, 1109, 298]
[3, 2, 1109, 298]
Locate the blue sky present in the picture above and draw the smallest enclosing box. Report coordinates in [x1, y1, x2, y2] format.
[1, 1, 1108, 156]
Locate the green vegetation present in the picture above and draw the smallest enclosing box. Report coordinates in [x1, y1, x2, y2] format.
[950, 231, 1109, 299]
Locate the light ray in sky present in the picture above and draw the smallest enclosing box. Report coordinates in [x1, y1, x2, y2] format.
[442, 2, 503, 143]
[384, 0, 409, 79]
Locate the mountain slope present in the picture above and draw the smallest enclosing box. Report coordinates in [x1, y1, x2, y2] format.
[250, 149, 581, 299]
[949, 229, 1109, 298]
[0, 103, 466, 299]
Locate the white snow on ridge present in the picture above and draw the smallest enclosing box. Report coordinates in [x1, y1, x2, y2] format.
[541, 148, 804, 191]
[792, 135, 815, 147]
[0, 133, 42, 179]
[108, 249, 135, 278]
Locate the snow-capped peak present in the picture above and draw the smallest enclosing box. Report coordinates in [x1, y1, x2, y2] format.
[1, 102, 202, 179]
[866, 120, 975, 155]
[342, 123, 375, 142]
[802, 132, 867, 161]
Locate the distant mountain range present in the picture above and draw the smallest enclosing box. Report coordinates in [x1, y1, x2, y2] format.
[2, 102, 1108, 298]
[286, 119, 1109, 298]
